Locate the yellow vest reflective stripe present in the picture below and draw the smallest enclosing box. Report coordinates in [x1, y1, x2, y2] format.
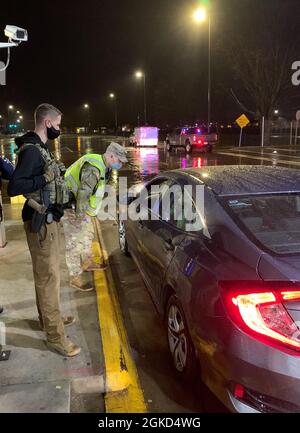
[65, 154, 107, 217]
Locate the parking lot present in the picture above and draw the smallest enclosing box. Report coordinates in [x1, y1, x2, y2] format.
[2, 134, 300, 412]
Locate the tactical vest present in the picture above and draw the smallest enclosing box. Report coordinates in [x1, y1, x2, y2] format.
[65, 154, 107, 217]
[16, 143, 69, 206]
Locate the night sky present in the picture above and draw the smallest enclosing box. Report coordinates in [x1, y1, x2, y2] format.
[1, 0, 300, 129]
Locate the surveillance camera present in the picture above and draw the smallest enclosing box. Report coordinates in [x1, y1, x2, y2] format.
[4, 25, 28, 42]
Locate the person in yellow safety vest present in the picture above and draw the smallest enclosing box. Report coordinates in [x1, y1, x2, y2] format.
[63, 142, 128, 291]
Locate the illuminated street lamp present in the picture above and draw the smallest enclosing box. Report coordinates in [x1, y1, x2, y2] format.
[193, 7, 207, 23]
[109, 93, 118, 130]
[135, 70, 147, 125]
[274, 109, 279, 115]
[193, 6, 211, 133]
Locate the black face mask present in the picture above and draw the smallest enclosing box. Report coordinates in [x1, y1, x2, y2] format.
[46, 124, 60, 140]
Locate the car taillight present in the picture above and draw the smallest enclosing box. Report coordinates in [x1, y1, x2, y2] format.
[221, 282, 300, 352]
[233, 383, 245, 399]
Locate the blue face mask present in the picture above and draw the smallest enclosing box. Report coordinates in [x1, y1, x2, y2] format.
[111, 162, 122, 170]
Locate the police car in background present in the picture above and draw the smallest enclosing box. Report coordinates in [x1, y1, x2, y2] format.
[165, 126, 218, 153]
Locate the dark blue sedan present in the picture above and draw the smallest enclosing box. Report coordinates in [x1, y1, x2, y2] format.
[118, 165, 300, 413]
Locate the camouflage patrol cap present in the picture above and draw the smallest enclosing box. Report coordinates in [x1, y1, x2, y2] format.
[106, 142, 128, 163]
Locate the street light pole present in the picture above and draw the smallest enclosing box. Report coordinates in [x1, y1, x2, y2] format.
[135, 71, 147, 125]
[7, 105, 13, 126]
[143, 74, 147, 125]
[109, 93, 118, 131]
[114, 98, 118, 131]
[207, 13, 211, 134]
[193, 7, 212, 134]
[84, 103, 90, 132]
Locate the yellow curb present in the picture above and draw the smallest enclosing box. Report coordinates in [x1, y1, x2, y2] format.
[92, 219, 147, 413]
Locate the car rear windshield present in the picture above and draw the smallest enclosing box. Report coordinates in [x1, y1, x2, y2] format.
[187, 127, 217, 135]
[225, 193, 300, 255]
[187, 127, 205, 135]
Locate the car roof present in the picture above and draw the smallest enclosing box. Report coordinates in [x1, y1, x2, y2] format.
[165, 165, 300, 196]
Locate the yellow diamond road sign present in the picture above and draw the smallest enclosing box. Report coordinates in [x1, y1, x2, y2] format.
[236, 114, 250, 129]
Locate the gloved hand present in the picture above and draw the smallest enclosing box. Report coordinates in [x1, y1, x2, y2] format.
[76, 190, 90, 217]
[56, 161, 66, 174]
[48, 204, 64, 221]
[43, 165, 55, 183]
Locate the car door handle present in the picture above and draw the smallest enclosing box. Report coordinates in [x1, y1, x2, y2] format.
[163, 238, 175, 251]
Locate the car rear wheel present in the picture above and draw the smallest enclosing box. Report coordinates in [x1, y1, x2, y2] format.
[166, 295, 196, 381]
[118, 220, 130, 256]
[185, 141, 192, 153]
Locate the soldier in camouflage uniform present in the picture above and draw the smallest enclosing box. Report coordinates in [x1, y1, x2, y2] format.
[64, 142, 128, 291]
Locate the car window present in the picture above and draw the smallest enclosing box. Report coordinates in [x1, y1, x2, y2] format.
[185, 126, 218, 135]
[225, 193, 300, 254]
[183, 197, 205, 233]
[150, 181, 170, 216]
[139, 179, 170, 217]
[159, 182, 205, 233]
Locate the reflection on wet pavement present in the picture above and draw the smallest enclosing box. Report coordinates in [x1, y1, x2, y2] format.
[0, 135, 221, 190]
[120, 146, 221, 188]
[2, 134, 300, 198]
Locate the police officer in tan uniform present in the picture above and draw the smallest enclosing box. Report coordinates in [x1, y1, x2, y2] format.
[8, 103, 81, 357]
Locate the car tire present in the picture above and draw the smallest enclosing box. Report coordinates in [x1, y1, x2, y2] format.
[118, 220, 130, 256]
[185, 141, 192, 153]
[166, 294, 197, 382]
